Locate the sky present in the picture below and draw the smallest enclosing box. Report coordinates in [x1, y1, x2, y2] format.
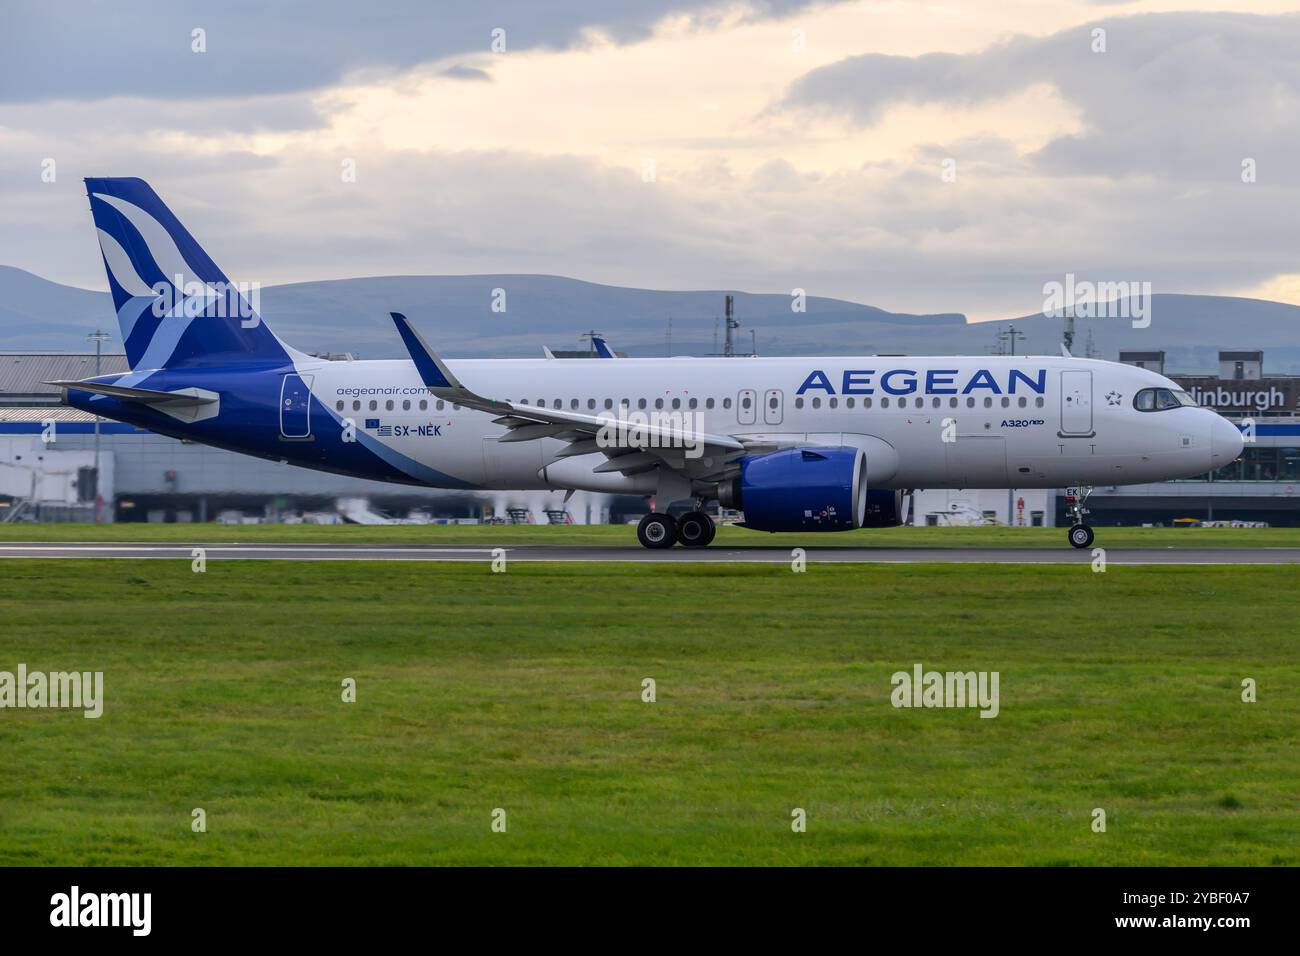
[3, 0, 1300, 321]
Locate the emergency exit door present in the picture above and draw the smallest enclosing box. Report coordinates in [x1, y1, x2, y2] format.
[280, 373, 314, 438]
[1059, 370, 1093, 437]
[737, 388, 757, 425]
[763, 388, 783, 425]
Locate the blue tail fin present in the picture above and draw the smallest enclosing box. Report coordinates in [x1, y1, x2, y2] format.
[85, 177, 293, 370]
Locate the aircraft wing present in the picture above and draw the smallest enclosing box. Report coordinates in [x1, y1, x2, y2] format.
[390, 313, 746, 477]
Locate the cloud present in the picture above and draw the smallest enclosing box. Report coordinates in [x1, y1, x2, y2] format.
[0, 0, 846, 103]
[440, 65, 493, 83]
[5, 2, 1300, 326]
[781, 12, 1300, 182]
[14, 133, 1300, 325]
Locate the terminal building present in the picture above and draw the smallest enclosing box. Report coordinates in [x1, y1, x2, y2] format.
[2, 346, 1297, 526]
[1080, 349, 1300, 526]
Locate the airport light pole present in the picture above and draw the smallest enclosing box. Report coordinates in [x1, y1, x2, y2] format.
[999, 324, 1026, 356]
[87, 329, 111, 522]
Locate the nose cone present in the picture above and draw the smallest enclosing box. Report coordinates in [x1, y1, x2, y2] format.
[1209, 413, 1244, 467]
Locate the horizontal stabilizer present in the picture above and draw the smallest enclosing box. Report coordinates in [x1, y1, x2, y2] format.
[47, 379, 220, 424]
[46, 379, 217, 406]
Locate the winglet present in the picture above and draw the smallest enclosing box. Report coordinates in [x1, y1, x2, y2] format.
[390, 312, 457, 389]
[1060, 344, 1073, 358]
[591, 336, 616, 359]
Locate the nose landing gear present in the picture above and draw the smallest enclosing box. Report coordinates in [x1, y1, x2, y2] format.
[1064, 485, 1095, 549]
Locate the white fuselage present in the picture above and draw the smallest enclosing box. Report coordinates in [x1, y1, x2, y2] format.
[300, 354, 1242, 493]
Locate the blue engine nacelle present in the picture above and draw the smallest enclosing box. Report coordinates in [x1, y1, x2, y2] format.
[719, 446, 880, 533]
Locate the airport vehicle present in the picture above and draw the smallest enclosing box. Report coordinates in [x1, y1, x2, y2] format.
[54, 178, 1244, 548]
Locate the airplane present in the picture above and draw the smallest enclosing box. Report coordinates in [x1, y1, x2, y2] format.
[52, 177, 1244, 549]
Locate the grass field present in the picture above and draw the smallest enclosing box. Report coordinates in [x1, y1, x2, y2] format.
[1, 521, 1299, 548]
[0, 558, 1295, 865]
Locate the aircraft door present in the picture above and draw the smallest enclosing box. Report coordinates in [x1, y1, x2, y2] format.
[280, 373, 314, 438]
[737, 388, 757, 425]
[1059, 370, 1094, 437]
[762, 388, 783, 425]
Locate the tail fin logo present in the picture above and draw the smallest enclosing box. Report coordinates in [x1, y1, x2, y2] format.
[92, 191, 260, 326]
[85, 177, 288, 372]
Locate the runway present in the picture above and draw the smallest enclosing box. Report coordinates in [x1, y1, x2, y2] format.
[1, 542, 1299, 565]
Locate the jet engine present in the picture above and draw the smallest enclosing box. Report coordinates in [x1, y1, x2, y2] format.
[716, 446, 880, 532]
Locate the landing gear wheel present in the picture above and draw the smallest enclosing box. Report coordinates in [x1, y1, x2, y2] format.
[1068, 524, 1094, 549]
[637, 513, 678, 549]
[677, 511, 715, 548]
[1063, 484, 1095, 549]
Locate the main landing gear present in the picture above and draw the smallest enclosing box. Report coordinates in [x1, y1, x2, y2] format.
[1064, 485, 1095, 549]
[636, 510, 716, 549]
[676, 510, 717, 548]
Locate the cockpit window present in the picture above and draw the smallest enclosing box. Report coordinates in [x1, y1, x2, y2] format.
[1134, 387, 1196, 412]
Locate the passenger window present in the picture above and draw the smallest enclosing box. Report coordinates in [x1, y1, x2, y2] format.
[671, 398, 680, 409]
[795, 397, 804, 409]
[846, 397, 855, 409]
[655, 399, 664, 409]
[437, 401, 445, 411]
[605, 399, 614, 410]
[689, 398, 698, 410]
[402, 399, 411, 411]
[1000, 397, 1009, 408]
[742, 396, 752, 409]
[335, 400, 344, 411]
[863, 398, 872, 409]
[705, 398, 714, 409]
[983, 397, 992, 408]
[419, 400, 428, 411]
[723, 398, 732, 409]
[352, 400, 360, 411]
[369, 400, 377, 411]
[812, 397, 821, 409]
[882, 398, 890, 408]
